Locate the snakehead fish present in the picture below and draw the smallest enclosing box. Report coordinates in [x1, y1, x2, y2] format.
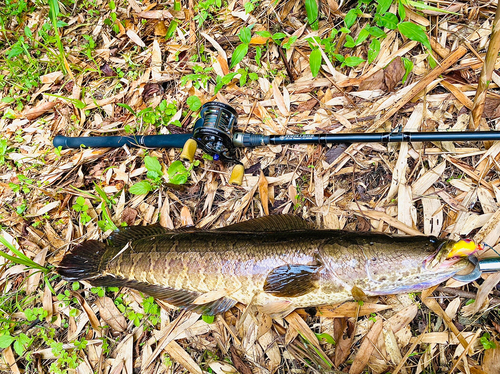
[57, 215, 478, 316]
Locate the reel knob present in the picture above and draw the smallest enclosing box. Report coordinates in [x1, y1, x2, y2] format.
[229, 164, 245, 186]
[180, 139, 198, 162]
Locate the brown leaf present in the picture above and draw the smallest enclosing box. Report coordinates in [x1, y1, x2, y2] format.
[180, 206, 194, 226]
[121, 207, 137, 226]
[384, 56, 405, 92]
[154, 21, 168, 36]
[230, 346, 253, 374]
[349, 318, 383, 374]
[482, 339, 500, 373]
[334, 318, 355, 367]
[258, 171, 269, 215]
[95, 296, 127, 332]
[22, 101, 58, 120]
[72, 291, 102, 336]
[100, 63, 116, 77]
[484, 96, 500, 118]
[317, 302, 391, 318]
[359, 69, 386, 91]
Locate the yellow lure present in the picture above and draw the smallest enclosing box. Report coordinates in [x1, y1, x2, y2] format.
[446, 239, 481, 258]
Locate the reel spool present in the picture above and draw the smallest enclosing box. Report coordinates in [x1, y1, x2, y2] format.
[180, 102, 244, 185]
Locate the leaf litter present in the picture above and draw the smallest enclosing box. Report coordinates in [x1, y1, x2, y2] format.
[1, 0, 500, 373]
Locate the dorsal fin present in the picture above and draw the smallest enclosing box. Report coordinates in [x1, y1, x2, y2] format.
[216, 215, 312, 232]
[107, 225, 172, 247]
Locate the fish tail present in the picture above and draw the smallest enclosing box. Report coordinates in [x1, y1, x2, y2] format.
[57, 240, 107, 282]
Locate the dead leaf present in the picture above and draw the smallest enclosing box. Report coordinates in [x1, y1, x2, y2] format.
[349, 319, 383, 374]
[384, 56, 405, 91]
[121, 207, 138, 226]
[482, 339, 500, 373]
[126, 29, 146, 47]
[334, 318, 355, 367]
[258, 171, 269, 215]
[359, 69, 386, 91]
[95, 296, 127, 332]
[22, 101, 58, 120]
[40, 71, 64, 84]
[317, 302, 391, 318]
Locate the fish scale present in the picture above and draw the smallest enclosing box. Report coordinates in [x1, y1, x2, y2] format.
[57, 215, 476, 316]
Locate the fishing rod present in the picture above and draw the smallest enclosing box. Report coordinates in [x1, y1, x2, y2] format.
[54, 101, 500, 185]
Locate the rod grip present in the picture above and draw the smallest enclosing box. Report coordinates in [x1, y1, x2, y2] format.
[53, 134, 192, 149]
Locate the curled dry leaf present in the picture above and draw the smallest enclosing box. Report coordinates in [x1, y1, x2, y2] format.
[22, 101, 58, 120]
[384, 56, 405, 92]
[126, 29, 146, 47]
[95, 296, 127, 332]
[258, 171, 269, 215]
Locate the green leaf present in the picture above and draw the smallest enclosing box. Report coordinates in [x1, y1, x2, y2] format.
[255, 31, 272, 38]
[255, 46, 262, 67]
[165, 19, 178, 39]
[230, 43, 249, 68]
[202, 315, 215, 323]
[368, 39, 381, 64]
[305, 0, 319, 28]
[408, 0, 459, 14]
[14, 340, 24, 356]
[186, 95, 202, 111]
[368, 26, 386, 38]
[344, 35, 355, 48]
[167, 161, 189, 185]
[144, 156, 162, 174]
[248, 72, 259, 81]
[239, 27, 251, 44]
[401, 56, 413, 83]
[376, 0, 393, 14]
[315, 332, 335, 345]
[344, 56, 365, 67]
[344, 8, 358, 29]
[117, 103, 137, 116]
[1, 97, 15, 103]
[355, 28, 370, 46]
[272, 32, 287, 42]
[129, 181, 153, 195]
[333, 54, 345, 63]
[398, 1, 406, 19]
[0, 335, 15, 349]
[397, 22, 431, 50]
[375, 12, 399, 29]
[309, 48, 322, 77]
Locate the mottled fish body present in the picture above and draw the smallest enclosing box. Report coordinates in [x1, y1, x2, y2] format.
[57, 215, 475, 316]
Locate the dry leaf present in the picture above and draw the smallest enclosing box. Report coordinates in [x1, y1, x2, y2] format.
[258, 171, 269, 215]
[359, 69, 386, 91]
[22, 101, 58, 120]
[384, 56, 405, 91]
[126, 29, 146, 47]
[349, 319, 383, 374]
[95, 297, 127, 332]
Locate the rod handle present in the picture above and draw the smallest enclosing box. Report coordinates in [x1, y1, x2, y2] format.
[53, 134, 192, 149]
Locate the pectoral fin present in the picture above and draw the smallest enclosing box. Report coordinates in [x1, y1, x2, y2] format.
[264, 264, 320, 297]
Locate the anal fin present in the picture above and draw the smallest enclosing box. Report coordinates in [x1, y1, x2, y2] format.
[90, 275, 236, 315]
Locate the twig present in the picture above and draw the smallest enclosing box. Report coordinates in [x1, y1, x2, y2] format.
[471, 5, 500, 128]
[278, 46, 295, 83]
[436, 286, 500, 304]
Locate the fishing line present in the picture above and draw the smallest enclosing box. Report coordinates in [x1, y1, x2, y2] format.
[481, 242, 500, 257]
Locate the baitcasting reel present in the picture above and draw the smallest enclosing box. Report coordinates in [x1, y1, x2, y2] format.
[179, 101, 245, 185]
